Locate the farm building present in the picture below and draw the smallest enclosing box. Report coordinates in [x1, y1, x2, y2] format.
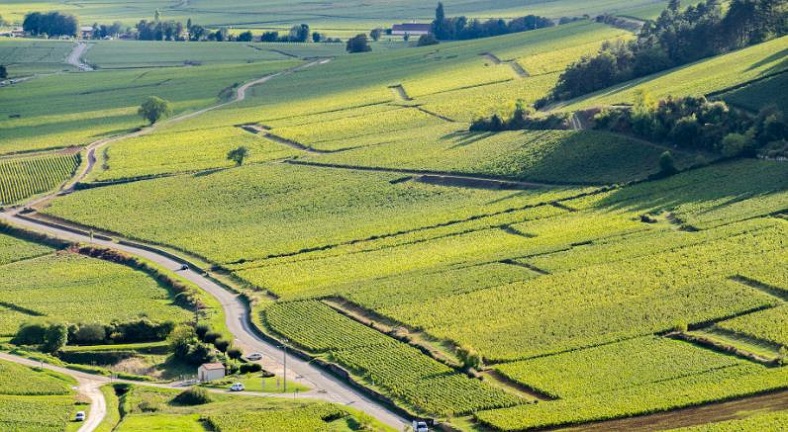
[391, 23, 432, 36]
[80, 26, 93, 39]
[198, 363, 226, 382]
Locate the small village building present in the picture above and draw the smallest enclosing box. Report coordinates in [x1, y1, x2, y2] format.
[80, 26, 94, 39]
[198, 363, 226, 382]
[391, 23, 432, 36]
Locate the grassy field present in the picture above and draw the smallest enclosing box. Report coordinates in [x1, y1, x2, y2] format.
[108, 384, 393, 432]
[0, 152, 79, 206]
[0, 234, 192, 336]
[0, 54, 298, 154]
[0, 359, 79, 432]
[0, 39, 75, 77]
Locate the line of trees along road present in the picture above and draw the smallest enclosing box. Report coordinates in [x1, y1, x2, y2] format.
[431, 2, 557, 41]
[541, 0, 788, 104]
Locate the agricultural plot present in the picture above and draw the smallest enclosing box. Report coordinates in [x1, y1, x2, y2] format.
[476, 364, 788, 431]
[0, 57, 298, 154]
[0, 252, 191, 336]
[309, 129, 700, 185]
[559, 36, 788, 111]
[720, 72, 788, 114]
[91, 125, 299, 181]
[494, 336, 746, 399]
[0, 359, 76, 432]
[0, 152, 79, 205]
[45, 163, 583, 265]
[84, 40, 298, 68]
[265, 301, 522, 416]
[0, 39, 74, 77]
[0, 0, 675, 32]
[111, 384, 392, 432]
[716, 305, 788, 348]
[0, 231, 53, 266]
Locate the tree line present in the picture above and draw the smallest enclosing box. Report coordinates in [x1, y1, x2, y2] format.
[593, 94, 787, 158]
[22, 12, 78, 37]
[541, 0, 788, 104]
[431, 2, 556, 41]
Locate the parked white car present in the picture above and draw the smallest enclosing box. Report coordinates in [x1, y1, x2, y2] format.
[412, 420, 429, 432]
[230, 382, 245, 392]
[75, 411, 86, 422]
[246, 352, 263, 361]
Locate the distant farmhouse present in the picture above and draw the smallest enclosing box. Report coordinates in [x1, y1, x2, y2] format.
[80, 26, 93, 39]
[0, 27, 26, 38]
[391, 23, 432, 36]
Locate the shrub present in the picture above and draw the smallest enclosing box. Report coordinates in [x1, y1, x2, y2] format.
[659, 151, 677, 176]
[203, 331, 221, 344]
[173, 387, 212, 406]
[12, 322, 48, 345]
[417, 34, 439, 46]
[73, 323, 107, 344]
[195, 323, 210, 340]
[239, 363, 263, 374]
[227, 347, 243, 360]
[214, 338, 230, 352]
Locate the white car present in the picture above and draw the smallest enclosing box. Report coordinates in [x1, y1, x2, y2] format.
[75, 411, 86, 422]
[246, 353, 263, 361]
[412, 420, 429, 432]
[230, 382, 245, 392]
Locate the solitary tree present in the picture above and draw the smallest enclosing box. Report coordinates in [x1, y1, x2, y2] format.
[369, 27, 383, 41]
[138, 96, 172, 124]
[0, 65, 7, 80]
[659, 151, 677, 176]
[227, 146, 249, 166]
[346, 34, 371, 53]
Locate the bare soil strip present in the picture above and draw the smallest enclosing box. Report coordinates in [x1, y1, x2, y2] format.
[555, 390, 788, 432]
[481, 53, 529, 78]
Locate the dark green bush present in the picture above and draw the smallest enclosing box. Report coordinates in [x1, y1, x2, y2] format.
[173, 387, 211, 406]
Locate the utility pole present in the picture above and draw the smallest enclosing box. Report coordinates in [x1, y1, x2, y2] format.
[282, 338, 288, 393]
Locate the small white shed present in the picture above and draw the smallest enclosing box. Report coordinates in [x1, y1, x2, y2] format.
[198, 363, 225, 382]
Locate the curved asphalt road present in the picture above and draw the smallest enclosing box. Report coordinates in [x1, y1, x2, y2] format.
[0, 213, 409, 430]
[1, 55, 406, 431]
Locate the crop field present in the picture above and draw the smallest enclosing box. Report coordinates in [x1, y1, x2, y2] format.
[477, 364, 788, 431]
[0, 250, 191, 336]
[0, 1, 675, 32]
[715, 306, 788, 348]
[559, 36, 788, 111]
[0, 39, 75, 77]
[0, 55, 298, 154]
[0, 359, 77, 432]
[3, 2, 787, 430]
[265, 300, 522, 416]
[111, 384, 392, 432]
[307, 129, 700, 185]
[0, 152, 79, 205]
[720, 72, 788, 114]
[84, 40, 306, 68]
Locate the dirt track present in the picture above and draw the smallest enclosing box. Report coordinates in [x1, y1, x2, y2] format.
[66, 43, 93, 71]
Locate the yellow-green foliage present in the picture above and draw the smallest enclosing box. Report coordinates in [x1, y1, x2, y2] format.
[0, 253, 191, 335]
[0, 153, 79, 205]
[0, 359, 76, 432]
[265, 301, 522, 416]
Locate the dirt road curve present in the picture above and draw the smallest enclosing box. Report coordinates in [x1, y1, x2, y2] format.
[0, 353, 108, 432]
[66, 43, 93, 72]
